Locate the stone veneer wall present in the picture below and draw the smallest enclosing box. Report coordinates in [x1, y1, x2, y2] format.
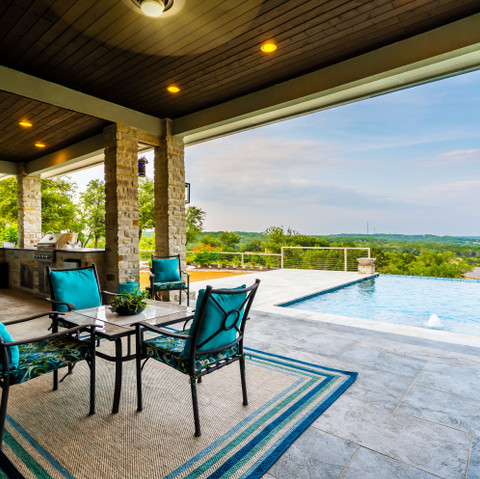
[104, 124, 140, 292]
[154, 119, 186, 264]
[17, 167, 42, 248]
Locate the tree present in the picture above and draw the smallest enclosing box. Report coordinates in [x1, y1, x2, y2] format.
[80, 179, 105, 248]
[41, 178, 80, 233]
[138, 177, 155, 239]
[242, 238, 265, 252]
[218, 231, 241, 250]
[200, 233, 221, 247]
[263, 226, 299, 253]
[0, 178, 18, 225]
[186, 206, 206, 245]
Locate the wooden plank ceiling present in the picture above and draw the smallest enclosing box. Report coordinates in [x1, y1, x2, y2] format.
[0, 91, 107, 162]
[0, 0, 480, 163]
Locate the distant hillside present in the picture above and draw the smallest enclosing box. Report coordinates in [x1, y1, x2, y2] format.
[199, 231, 480, 246]
[323, 233, 480, 245]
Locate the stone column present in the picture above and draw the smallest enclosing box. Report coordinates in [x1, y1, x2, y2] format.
[154, 119, 186, 261]
[153, 120, 186, 301]
[104, 124, 140, 292]
[17, 165, 42, 248]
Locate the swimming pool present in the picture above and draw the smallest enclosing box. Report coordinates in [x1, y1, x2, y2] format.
[280, 275, 480, 336]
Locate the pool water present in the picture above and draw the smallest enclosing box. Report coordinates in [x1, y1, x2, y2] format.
[281, 275, 480, 336]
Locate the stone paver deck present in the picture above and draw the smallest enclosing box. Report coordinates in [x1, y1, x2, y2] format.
[1, 269, 479, 478]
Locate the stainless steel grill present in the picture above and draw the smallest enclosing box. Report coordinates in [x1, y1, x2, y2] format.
[35, 232, 78, 262]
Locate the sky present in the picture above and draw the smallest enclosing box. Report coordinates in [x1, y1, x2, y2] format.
[70, 69, 480, 236]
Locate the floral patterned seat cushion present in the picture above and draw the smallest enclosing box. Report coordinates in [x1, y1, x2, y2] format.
[144, 332, 239, 375]
[152, 280, 186, 291]
[11, 336, 91, 384]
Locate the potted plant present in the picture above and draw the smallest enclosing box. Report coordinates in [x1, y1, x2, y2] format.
[109, 288, 150, 316]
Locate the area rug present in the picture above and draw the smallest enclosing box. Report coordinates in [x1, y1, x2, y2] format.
[2, 348, 357, 479]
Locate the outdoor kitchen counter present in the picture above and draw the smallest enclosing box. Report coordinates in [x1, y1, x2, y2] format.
[0, 247, 105, 296]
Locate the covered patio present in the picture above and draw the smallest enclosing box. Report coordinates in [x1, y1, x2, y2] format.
[1, 1, 480, 477]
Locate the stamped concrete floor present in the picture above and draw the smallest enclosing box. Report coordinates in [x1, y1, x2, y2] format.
[1, 283, 479, 479]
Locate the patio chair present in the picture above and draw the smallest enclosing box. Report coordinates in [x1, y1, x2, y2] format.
[135, 279, 260, 437]
[46, 264, 109, 312]
[0, 312, 96, 448]
[45, 264, 118, 379]
[148, 254, 190, 306]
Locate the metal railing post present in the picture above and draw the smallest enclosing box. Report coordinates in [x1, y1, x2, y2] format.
[281, 247, 284, 269]
[344, 248, 348, 271]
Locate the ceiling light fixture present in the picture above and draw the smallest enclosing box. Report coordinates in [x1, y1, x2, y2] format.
[131, 0, 174, 17]
[34, 142, 46, 148]
[19, 120, 33, 128]
[261, 41, 277, 53]
[167, 84, 180, 93]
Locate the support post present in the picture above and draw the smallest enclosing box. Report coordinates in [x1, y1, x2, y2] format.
[17, 165, 42, 248]
[104, 124, 140, 292]
[154, 119, 186, 261]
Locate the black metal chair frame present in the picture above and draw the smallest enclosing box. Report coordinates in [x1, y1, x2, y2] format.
[135, 279, 260, 437]
[0, 312, 96, 448]
[149, 254, 190, 306]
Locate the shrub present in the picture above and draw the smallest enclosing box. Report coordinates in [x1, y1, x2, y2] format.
[191, 243, 223, 266]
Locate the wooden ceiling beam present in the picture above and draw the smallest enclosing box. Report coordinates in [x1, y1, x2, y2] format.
[175, 13, 480, 145]
[26, 134, 105, 178]
[0, 66, 164, 136]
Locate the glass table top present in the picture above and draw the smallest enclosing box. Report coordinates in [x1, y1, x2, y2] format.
[72, 302, 193, 328]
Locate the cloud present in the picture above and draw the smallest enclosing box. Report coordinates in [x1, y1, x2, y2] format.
[410, 180, 480, 209]
[419, 149, 480, 166]
[191, 170, 412, 211]
[186, 136, 351, 174]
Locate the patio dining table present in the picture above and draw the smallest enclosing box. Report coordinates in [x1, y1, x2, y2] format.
[62, 302, 194, 414]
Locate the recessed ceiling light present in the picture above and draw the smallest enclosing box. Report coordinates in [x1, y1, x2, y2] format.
[261, 41, 277, 53]
[19, 120, 32, 127]
[34, 142, 46, 148]
[167, 84, 180, 93]
[131, 0, 174, 17]
[141, 0, 165, 17]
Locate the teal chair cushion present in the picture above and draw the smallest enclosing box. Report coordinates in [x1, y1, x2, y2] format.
[183, 285, 246, 359]
[144, 332, 239, 375]
[0, 322, 19, 369]
[152, 258, 181, 282]
[49, 268, 102, 312]
[12, 336, 90, 384]
[152, 280, 186, 291]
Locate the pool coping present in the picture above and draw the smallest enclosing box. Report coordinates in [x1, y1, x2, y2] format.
[278, 274, 380, 307]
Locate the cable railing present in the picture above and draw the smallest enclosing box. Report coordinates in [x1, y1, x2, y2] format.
[186, 251, 281, 269]
[146, 247, 370, 272]
[281, 247, 370, 272]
